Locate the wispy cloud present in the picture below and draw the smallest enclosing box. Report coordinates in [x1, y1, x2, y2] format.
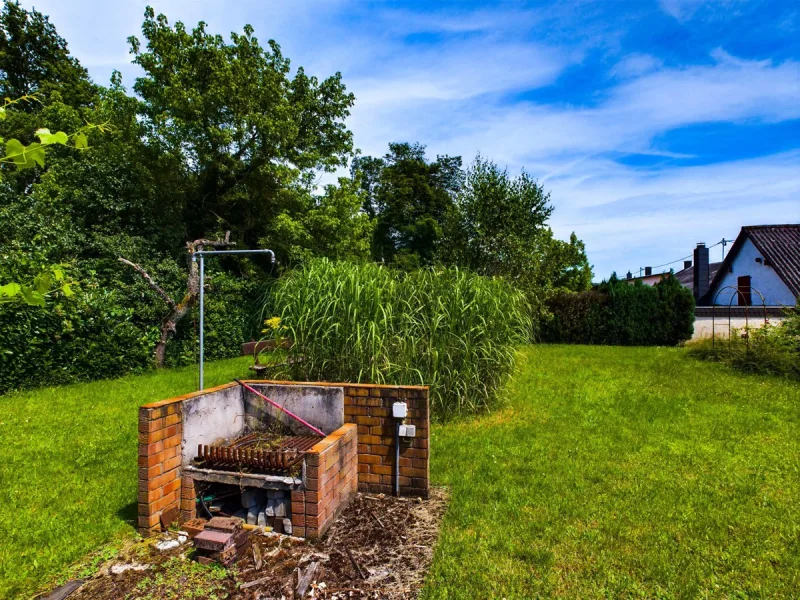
[18, 0, 800, 278]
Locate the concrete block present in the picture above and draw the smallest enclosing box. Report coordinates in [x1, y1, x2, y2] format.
[241, 489, 264, 508]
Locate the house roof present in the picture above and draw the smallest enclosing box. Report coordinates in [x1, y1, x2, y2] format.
[708, 224, 800, 300]
[674, 262, 723, 291]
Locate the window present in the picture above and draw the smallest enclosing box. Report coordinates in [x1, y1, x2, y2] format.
[737, 275, 751, 306]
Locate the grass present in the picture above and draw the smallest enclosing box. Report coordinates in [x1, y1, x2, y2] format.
[2, 345, 799, 598]
[423, 345, 800, 598]
[0, 356, 253, 600]
[270, 259, 529, 418]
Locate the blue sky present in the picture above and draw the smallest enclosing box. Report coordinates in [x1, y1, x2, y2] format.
[21, 0, 800, 279]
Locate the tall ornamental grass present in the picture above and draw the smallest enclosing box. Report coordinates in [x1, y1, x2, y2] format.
[266, 259, 529, 419]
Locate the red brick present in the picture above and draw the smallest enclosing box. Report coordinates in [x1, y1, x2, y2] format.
[162, 478, 181, 496]
[163, 455, 181, 473]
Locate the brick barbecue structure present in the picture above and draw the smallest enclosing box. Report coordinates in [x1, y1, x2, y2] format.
[138, 380, 429, 539]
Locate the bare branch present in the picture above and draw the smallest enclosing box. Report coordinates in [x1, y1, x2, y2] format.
[118, 257, 176, 308]
[187, 230, 235, 253]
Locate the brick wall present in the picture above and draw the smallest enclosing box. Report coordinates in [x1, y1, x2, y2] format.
[291, 423, 358, 538]
[138, 380, 429, 538]
[138, 399, 184, 535]
[255, 381, 430, 499]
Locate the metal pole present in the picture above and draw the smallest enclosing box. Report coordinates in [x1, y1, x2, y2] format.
[199, 253, 205, 390]
[195, 248, 275, 391]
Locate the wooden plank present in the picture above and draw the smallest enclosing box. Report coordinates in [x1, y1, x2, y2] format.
[42, 580, 84, 600]
[295, 561, 320, 599]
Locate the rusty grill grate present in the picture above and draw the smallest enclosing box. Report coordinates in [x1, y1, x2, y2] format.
[196, 434, 320, 473]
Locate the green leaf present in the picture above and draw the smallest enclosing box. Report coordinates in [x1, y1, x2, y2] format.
[61, 283, 74, 297]
[36, 128, 69, 146]
[52, 267, 64, 281]
[0, 282, 21, 298]
[0, 106, 5, 120]
[19, 286, 46, 307]
[4, 139, 45, 169]
[74, 133, 88, 149]
[33, 271, 53, 294]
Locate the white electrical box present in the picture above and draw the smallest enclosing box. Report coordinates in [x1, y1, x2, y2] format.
[392, 401, 408, 418]
[399, 424, 416, 437]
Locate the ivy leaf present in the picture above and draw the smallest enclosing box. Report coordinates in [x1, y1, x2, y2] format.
[74, 133, 88, 149]
[35, 128, 69, 146]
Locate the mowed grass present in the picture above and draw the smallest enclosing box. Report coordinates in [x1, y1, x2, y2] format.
[423, 345, 800, 598]
[0, 357, 252, 599]
[2, 346, 799, 599]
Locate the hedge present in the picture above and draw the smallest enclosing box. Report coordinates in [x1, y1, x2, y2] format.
[542, 274, 695, 346]
[0, 266, 265, 394]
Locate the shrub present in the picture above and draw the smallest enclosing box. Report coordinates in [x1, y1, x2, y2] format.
[267, 259, 530, 419]
[687, 306, 800, 379]
[543, 274, 695, 346]
[0, 263, 265, 393]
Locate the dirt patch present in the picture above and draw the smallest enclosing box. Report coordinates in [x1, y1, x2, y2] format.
[61, 488, 448, 600]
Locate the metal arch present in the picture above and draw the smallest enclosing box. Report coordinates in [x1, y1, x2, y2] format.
[710, 284, 769, 349]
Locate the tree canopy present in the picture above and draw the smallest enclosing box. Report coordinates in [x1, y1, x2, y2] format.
[352, 142, 462, 269]
[128, 7, 356, 251]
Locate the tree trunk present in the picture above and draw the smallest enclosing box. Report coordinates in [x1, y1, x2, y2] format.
[120, 232, 234, 368]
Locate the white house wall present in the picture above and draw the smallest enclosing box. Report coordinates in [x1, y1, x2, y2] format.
[712, 238, 796, 306]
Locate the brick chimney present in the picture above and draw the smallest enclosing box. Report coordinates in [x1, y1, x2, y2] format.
[693, 243, 709, 302]
[684, 260, 692, 270]
[644, 266, 652, 276]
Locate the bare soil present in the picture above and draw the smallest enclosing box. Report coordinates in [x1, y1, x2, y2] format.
[61, 488, 448, 600]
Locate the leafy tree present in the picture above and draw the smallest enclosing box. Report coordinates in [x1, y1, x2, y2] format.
[445, 156, 592, 294]
[128, 7, 356, 248]
[352, 142, 462, 269]
[0, 1, 96, 108]
[266, 177, 374, 265]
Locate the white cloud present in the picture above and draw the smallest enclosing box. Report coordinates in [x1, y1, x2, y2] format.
[16, 1, 800, 279]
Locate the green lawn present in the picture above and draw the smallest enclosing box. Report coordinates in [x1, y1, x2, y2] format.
[0, 357, 254, 600]
[1, 346, 799, 599]
[424, 345, 800, 598]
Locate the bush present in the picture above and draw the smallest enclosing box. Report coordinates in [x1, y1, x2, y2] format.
[687, 307, 800, 379]
[267, 259, 530, 419]
[543, 274, 695, 346]
[0, 262, 265, 393]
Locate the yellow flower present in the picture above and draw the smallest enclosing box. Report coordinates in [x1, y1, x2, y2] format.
[264, 316, 282, 330]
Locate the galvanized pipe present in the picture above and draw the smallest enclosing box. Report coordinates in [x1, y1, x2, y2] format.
[194, 248, 275, 390]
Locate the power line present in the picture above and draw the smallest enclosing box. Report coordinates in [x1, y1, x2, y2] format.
[630, 238, 729, 277]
